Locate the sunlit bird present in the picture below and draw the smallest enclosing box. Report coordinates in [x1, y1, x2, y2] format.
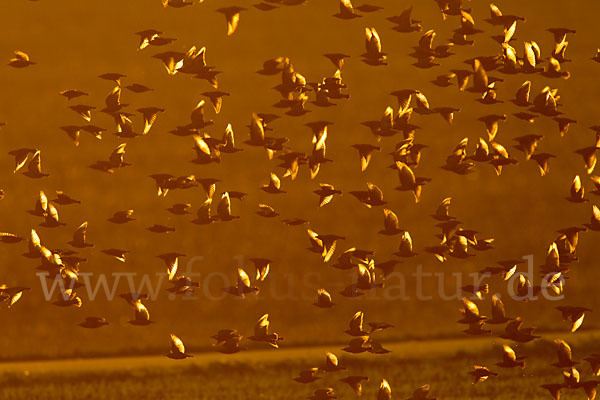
[469, 365, 498, 384]
[377, 379, 392, 400]
[8, 50, 35, 68]
[166, 334, 193, 359]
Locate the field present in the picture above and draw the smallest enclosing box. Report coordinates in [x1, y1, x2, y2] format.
[2, 332, 599, 399]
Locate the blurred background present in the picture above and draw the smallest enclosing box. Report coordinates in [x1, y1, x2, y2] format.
[0, 0, 598, 360]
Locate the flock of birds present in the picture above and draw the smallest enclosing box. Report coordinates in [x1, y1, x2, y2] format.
[3, 0, 600, 398]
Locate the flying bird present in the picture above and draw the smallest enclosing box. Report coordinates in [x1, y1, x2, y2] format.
[8, 51, 35, 68]
[469, 365, 498, 384]
[166, 334, 193, 359]
[248, 314, 282, 348]
[363, 27, 387, 65]
[496, 345, 526, 369]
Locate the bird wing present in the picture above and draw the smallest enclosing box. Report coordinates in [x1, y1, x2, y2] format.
[340, 0, 354, 13]
[367, 182, 384, 202]
[414, 91, 430, 109]
[350, 311, 364, 332]
[400, 231, 413, 252]
[357, 264, 371, 287]
[556, 340, 573, 364]
[503, 345, 517, 362]
[109, 143, 127, 166]
[524, 42, 537, 68]
[254, 314, 270, 337]
[516, 80, 531, 103]
[217, 192, 232, 218]
[224, 124, 235, 146]
[593, 205, 600, 224]
[170, 334, 186, 354]
[323, 240, 337, 263]
[460, 10, 476, 30]
[47, 204, 60, 223]
[197, 198, 212, 220]
[135, 301, 150, 322]
[491, 294, 506, 320]
[250, 114, 265, 143]
[462, 298, 480, 318]
[314, 128, 328, 152]
[142, 111, 159, 135]
[28, 151, 42, 174]
[193, 135, 211, 156]
[105, 86, 121, 109]
[226, 11, 241, 36]
[14, 50, 29, 61]
[418, 29, 435, 50]
[504, 21, 517, 44]
[270, 173, 281, 190]
[326, 351, 339, 367]
[13, 151, 30, 173]
[38, 190, 49, 213]
[167, 257, 178, 281]
[572, 175, 582, 197]
[30, 229, 41, 250]
[370, 28, 382, 53]
[73, 221, 88, 244]
[489, 3, 502, 17]
[318, 288, 331, 304]
[436, 197, 452, 218]
[572, 313, 585, 332]
[548, 57, 562, 73]
[378, 379, 392, 400]
[237, 268, 251, 289]
[308, 229, 324, 249]
[190, 101, 207, 126]
[383, 209, 399, 231]
[397, 162, 417, 187]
